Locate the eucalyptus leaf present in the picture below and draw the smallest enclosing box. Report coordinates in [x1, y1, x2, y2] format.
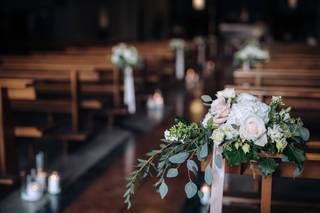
[204, 166, 213, 185]
[169, 152, 189, 164]
[166, 168, 179, 178]
[187, 160, 198, 175]
[159, 182, 168, 199]
[201, 95, 212, 103]
[200, 143, 208, 159]
[298, 127, 310, 141]
[198, 190, 204, 199]
[293, 165, 304, 177]
[215, 154, 223, 169]
[184, 181, 198, 198]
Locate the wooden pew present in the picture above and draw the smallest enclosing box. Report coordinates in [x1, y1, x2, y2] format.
[0, 79, 35, 184]
[0, 67, 102, 135]
[233, 70, 320, 87]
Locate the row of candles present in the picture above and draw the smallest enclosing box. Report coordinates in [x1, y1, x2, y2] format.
[21, 152, 61, 202]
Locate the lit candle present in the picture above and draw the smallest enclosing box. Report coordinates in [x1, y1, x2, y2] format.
[48, 172, 61, 195]
[22, 181, 43, 201]
[200, 184, 210, 205]
[153, 90, 164, 108]
[36, 170, 47, 190]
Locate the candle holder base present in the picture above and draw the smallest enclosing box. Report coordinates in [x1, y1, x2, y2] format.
[21, 191, 43, 202]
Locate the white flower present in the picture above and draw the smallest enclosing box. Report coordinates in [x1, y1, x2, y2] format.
[239, 113, 268, 146]
[272, 96, 282, 103]
[267, 125, 284, 142]
[237, 93, 257, 103]
[220, 124, 238, 140]
[202, 113, 213, 128]
[227, 100, 270, 125]
[217, 88, 236, 99]
[210, 97, 231, 125]
[164, 130, 177, 142]
[211, 129, 225, 145]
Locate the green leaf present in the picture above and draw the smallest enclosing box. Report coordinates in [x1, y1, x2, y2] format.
[184, 181, 198, 198]
[204, 166, 213, 185]
[200, 143, 208, 159]
[257, 158, 278, 176]
[159, 182, 168, 199]
[166, 168, 178, 178]
[201, 95, 212, 103]
[169, 152, 189, 164]
[285, 144, 305, 165]
[223, 148, 249, 166]
[187, 160, 198, 176]
[215, 154, 223, 169]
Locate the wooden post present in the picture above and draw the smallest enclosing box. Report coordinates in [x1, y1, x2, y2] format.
[70, 71, 80, 133]
[0, 87, 17, 176]
[261, 175, 272, 213]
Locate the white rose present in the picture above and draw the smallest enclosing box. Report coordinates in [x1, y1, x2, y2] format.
[228, 101, 270, 125]
[210, 97, 231, 125]
[239, 113, 268, 147]
[237, 93, 257, 103]
[217, 88, 236, 99]
[211, 129, 225, 145]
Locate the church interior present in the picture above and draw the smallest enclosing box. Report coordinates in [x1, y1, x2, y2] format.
[0, 0, 320, 212]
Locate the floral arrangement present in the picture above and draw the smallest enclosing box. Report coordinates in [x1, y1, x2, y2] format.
[169, 38, 186, 50]
[124, 88, 309, 208]
[234, 42, 270, 67]
[111, 43, 141, 69]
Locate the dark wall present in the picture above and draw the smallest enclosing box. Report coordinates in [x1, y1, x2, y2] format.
[1, 0, 320, 49]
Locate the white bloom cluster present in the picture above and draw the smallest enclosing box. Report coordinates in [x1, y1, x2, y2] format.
[169, 39, 186, 50]
[267, 125, 288, 152]
[236, 45, 270, 61]
[267, 125, 283, 142]
[203, 89, 272, 147]
[111, 43, 139, 68]
[164, 130, 178, 142]
[211, 129, 225, 145]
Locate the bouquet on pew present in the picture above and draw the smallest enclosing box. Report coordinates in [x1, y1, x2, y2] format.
[124, 88, 309, 208]
[169, 38, 186, 50]
[234, 42, 270, 68]
[111, 43, 141, 69]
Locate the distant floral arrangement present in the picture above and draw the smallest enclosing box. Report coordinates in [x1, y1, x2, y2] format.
[234, 42, 270, 67]
[111, 43, 141, 69]
[169, 38, 186, 50]
[124, 88, 309, 209]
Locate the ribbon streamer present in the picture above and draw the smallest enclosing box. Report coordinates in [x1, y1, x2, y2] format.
[210, 146, 225, 213]
[176, 48, 185, 80]
[124, 66, 136, 114]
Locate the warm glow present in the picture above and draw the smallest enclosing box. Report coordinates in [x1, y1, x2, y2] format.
[288, 0, 298, 9]
[201, 184, 210, 193]
[193, 0, 205, 11]
[189, 99, 205, 122]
